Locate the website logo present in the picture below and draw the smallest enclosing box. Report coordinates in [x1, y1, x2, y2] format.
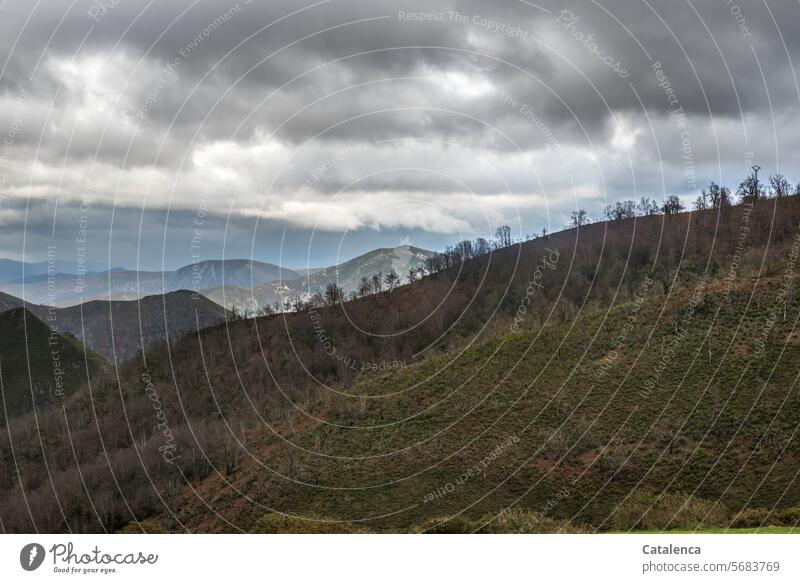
[20, 543, 46, 571]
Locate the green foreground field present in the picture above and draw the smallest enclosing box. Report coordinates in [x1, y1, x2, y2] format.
[615, 526, 798, 534]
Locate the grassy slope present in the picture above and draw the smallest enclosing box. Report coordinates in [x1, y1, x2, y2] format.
[4, 196, 800, 533]
[155, 267, 800, 532]
[0, 308, 105, 418]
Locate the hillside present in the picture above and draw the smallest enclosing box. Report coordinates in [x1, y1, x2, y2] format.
[131, 264, 800, 533]
[0, 290, 230, 364]
[40, 290, 231, 363]
[0, 291, 25, 312]
[1, 195, 800, 533]
[0, 308, 105, 419]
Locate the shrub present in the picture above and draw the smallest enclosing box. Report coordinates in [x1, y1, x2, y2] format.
[611, 490, 729, 531]
[774, 507, 800, 527]
[414, 515, 476, 534]
[731, 507, 770, 528]
[413, 510, 587, 533]
[250, 513, 367, 533]
[476, 509, 587, 534]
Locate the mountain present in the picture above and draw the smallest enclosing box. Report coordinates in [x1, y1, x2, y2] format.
[0, 258, 112, 283]
[0, 290, 25, 312]
[0, 259, 300, 307]
[37, 290, 231, 363]
[0, 308, 105, 418]
[168, 260, 299, 290]
[301, 244, 434, 294]
[203, 245, 436, 313]
[3, 195, 800, 533]
[0, 289, 231, 363]
[0, 269, 170, 306]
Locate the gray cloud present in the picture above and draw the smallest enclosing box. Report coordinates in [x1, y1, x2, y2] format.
[0, 0, 798, 266]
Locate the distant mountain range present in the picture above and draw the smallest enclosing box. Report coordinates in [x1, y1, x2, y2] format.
[0, 259, 301, 307]
[0, 245, 435, 361]
[203, 245, 436, 313]
[0, 258, 113, 283]
[0, 290, 230, 363]
[0, 246, 435, 312]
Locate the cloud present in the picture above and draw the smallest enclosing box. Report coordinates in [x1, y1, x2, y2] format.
[0, 0, 798, 266]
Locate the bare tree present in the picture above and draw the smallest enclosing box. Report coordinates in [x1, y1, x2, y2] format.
[706, 181, 731, 208]
[257, 303, 275, 317]
[570, 209, 588, 228]
[423, 255, 442, 274]
[456, 239, 474, 260]
[694, 190, 708, 211]
[474, 237, 491, 256]
[292, 295, 309, 312]
[384, 269, 400, 291]
[358, 276, 372, 297]
[606, 201, 636, 222]
[324, 282, 341, 305]
[737, 174, 763, 202]
[495, 225, 512, 248]
[662, 194, 684, 215]
[309, 291, 325, 308]
[371, 271, 383, 294]
[637, 197, 660, 216]
[769, 174, 791, 198]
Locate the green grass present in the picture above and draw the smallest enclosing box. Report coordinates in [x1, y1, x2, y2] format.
[614, 526, 798, 534]
[157, 275, 800, 532]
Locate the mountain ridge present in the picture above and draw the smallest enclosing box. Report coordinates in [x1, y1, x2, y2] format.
[202, 244, 436, 313]
[0, 258, 301, 306]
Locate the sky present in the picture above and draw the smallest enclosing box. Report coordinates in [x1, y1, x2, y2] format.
[0, 0, 797, 270]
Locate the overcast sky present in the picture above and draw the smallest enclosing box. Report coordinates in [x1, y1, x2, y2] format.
[0, 0, 797, 270]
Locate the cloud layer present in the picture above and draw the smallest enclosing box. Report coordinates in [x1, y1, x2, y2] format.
[0, 0, 798, 267]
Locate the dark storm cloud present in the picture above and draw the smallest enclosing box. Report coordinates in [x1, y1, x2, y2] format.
[1, 0, 799, 266]
[1, 0, 792, 146]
